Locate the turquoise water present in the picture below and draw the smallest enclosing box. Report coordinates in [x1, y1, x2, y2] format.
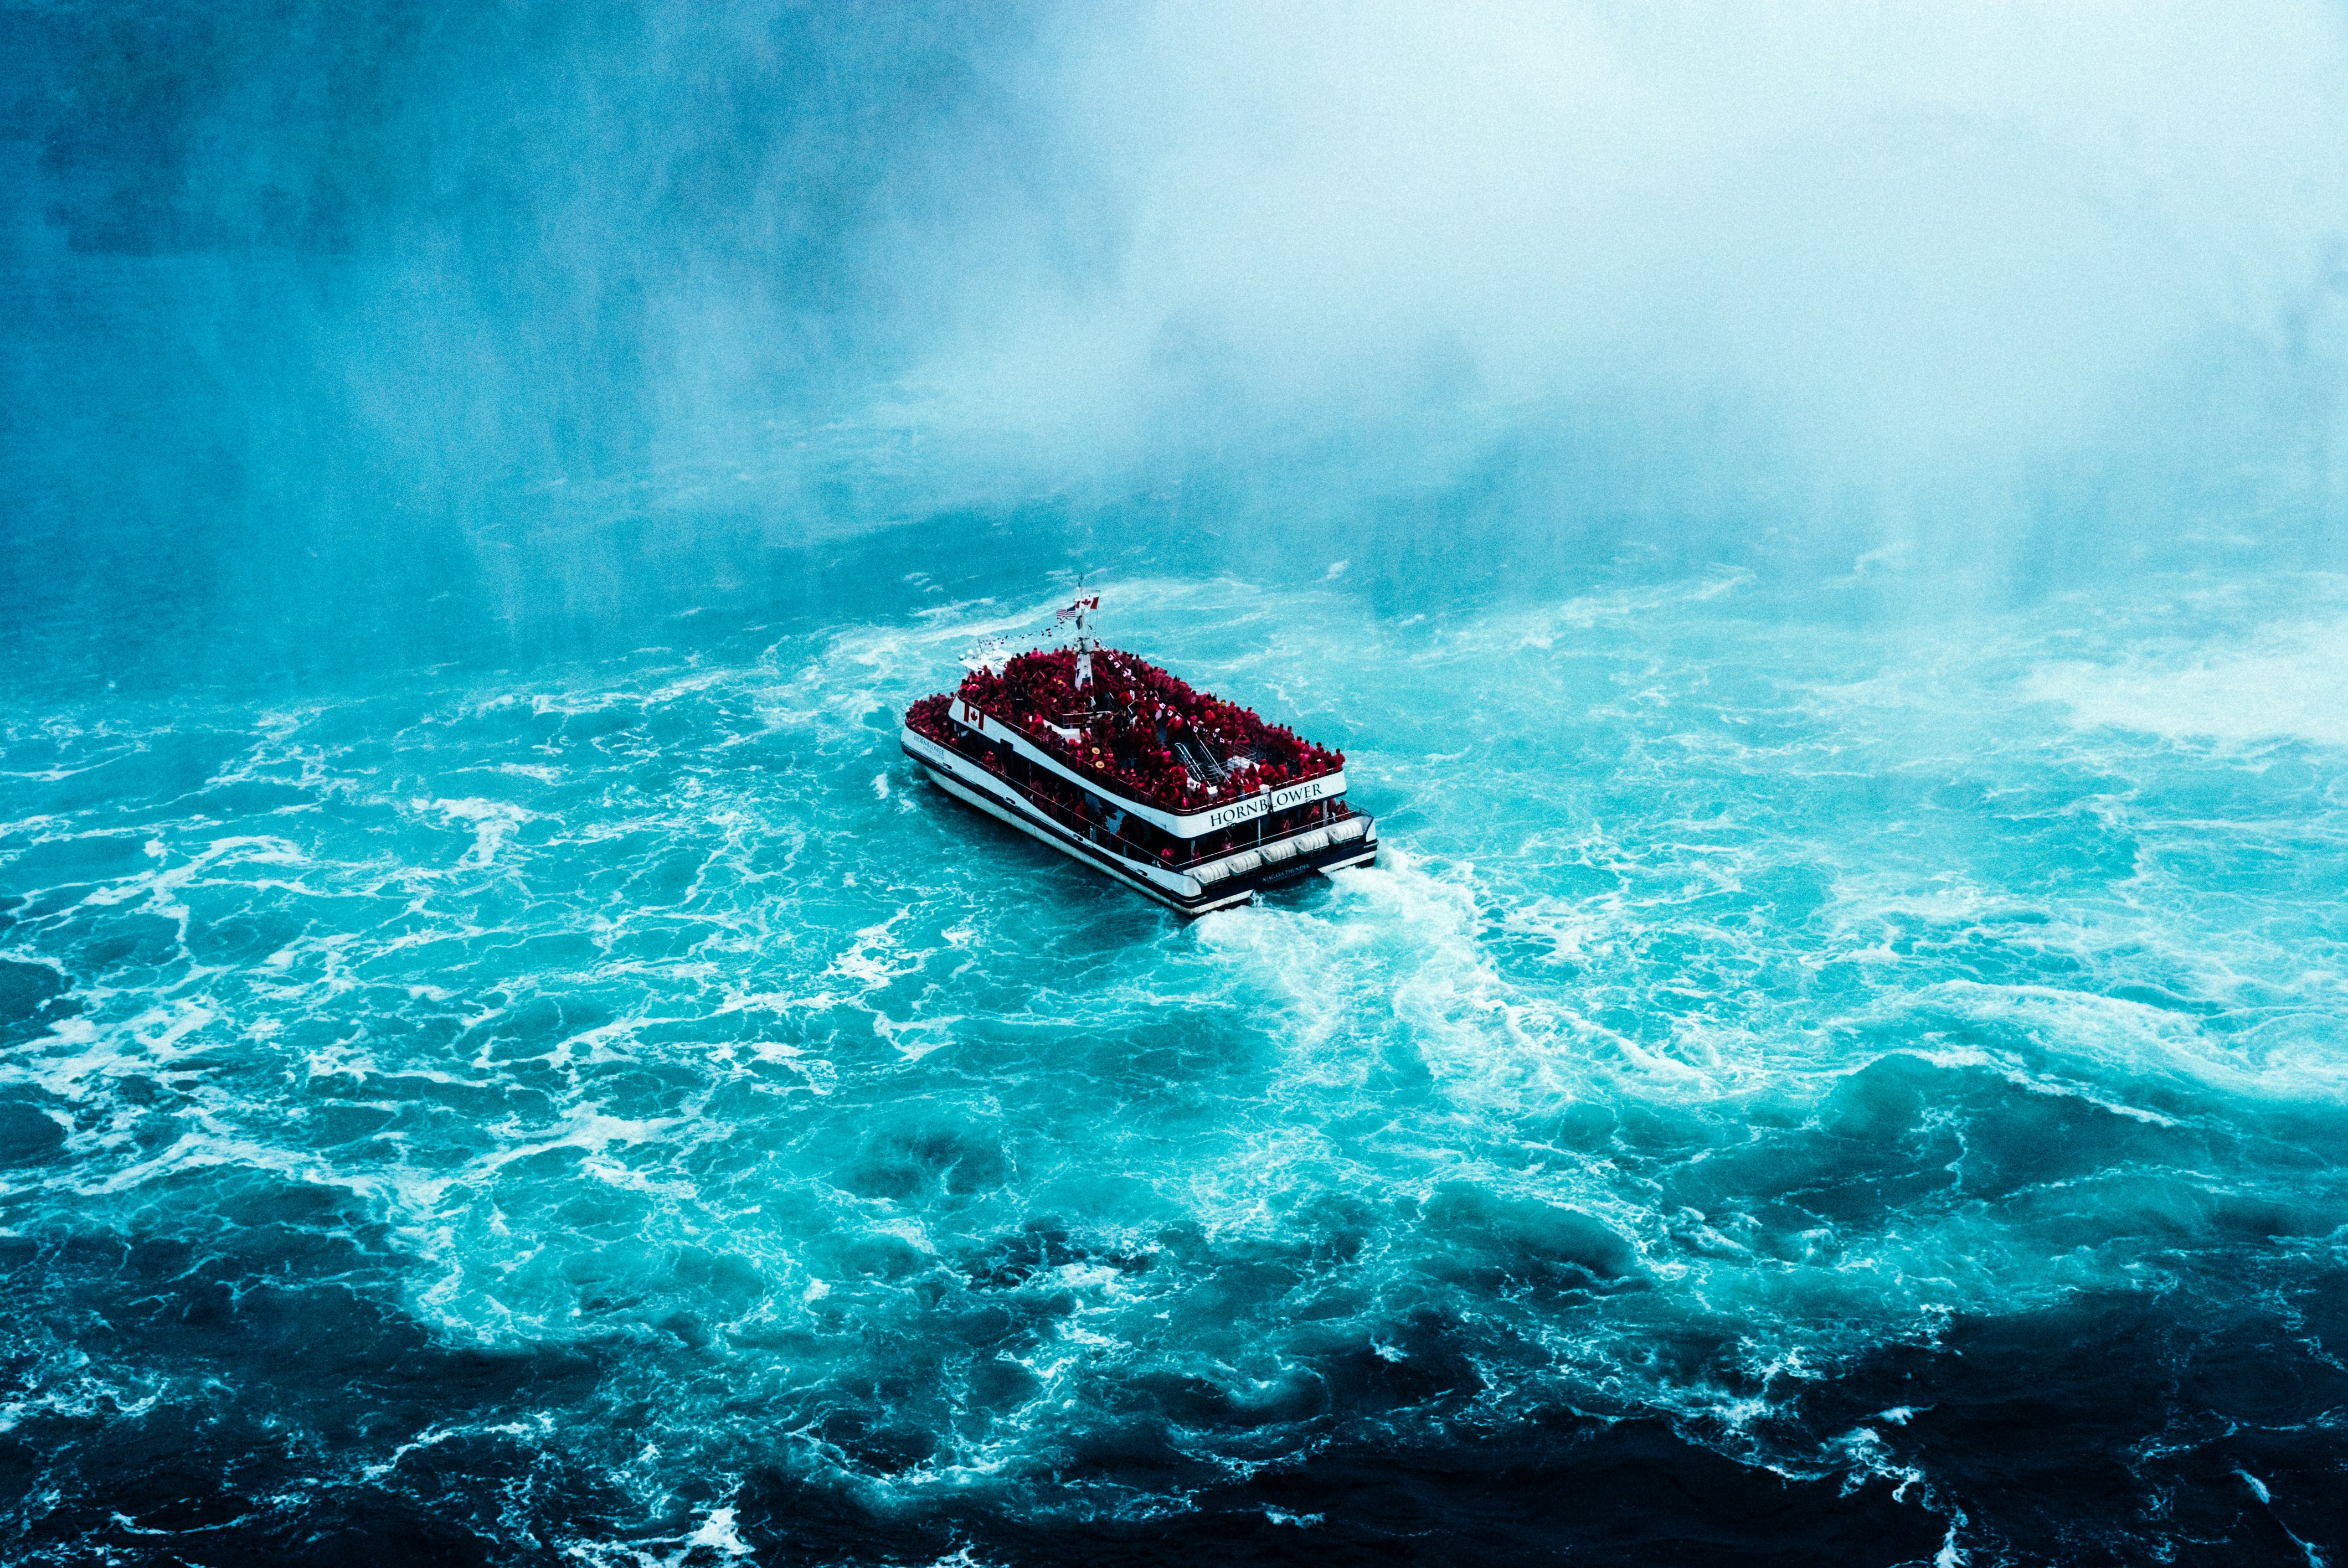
[5, 558, 2343, 1562]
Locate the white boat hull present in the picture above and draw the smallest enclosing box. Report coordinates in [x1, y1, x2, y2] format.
[903, 728, 1375, 917]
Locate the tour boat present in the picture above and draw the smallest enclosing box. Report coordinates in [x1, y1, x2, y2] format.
[901, 594, 1377, 915]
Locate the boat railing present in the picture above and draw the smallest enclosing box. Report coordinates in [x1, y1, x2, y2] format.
[914, 715, 1360, 875]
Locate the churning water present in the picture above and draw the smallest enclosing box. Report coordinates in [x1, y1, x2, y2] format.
[4, 551, 2344, 1564]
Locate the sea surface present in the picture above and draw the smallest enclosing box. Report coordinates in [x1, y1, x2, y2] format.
[3, 553, 2344, 1565]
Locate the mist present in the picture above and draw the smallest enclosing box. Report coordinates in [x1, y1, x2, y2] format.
[7, 0, 2348, 669]
[908, 4, 2348, 580]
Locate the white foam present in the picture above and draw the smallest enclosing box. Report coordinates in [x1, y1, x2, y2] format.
[423, 797, 533, 869]
[2027, 616, 2348, 748]
[480, 1110, 690, 1169]
[680, 1508, 753, 1559]
[1904, 978, 2348, 1102]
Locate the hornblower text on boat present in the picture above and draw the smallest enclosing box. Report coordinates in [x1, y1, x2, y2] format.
[902, 593, 1377, 915]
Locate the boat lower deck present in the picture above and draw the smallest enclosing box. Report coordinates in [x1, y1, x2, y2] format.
[903, 729, 1374, 915]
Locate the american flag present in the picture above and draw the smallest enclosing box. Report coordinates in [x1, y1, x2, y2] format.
[1056, 595, 1099, 622]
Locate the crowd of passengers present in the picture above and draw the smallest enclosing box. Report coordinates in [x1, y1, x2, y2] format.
[904, 692, 1347, 867]
[940, 647, 1344, 813]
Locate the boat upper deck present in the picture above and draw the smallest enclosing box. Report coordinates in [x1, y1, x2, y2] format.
[907, 644, 1345, 822]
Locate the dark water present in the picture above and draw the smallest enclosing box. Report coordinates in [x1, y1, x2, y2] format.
[6, 4, 2348, 1564]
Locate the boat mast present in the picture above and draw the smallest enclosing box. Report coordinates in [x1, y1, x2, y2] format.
[1068, 580, 1100, 693]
